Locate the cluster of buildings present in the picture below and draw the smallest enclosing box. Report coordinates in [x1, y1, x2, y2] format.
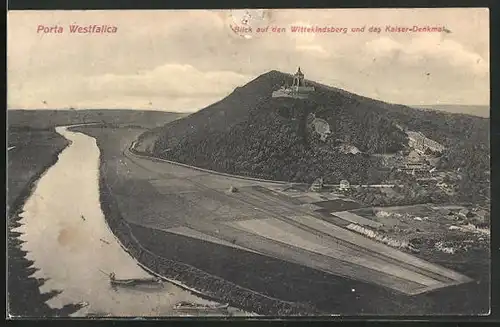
[406, 131, 445, 154]
[310, 178, 350, 192]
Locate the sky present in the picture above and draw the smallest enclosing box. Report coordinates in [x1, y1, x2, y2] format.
[7, 8, 490, 113]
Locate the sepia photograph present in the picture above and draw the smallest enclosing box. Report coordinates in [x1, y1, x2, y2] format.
[7, 8, 490, 318]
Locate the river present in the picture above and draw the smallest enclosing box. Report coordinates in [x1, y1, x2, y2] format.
[13, 126, 250, 317]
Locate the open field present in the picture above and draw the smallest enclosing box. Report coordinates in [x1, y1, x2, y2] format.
[72, 125, 488, 315]
[8, 109, 185, 129]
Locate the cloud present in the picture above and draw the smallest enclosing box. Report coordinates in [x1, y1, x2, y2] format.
[8, 64, 253, 111]
[365, 37, 402, 56]
[295, 44, 330, 58]
[286, 21, 332, 59]
[7, 9, 490, 109]
[89, 64, 253, 98]
[288, 21, 317, 44]
[365, 34, 488, 76]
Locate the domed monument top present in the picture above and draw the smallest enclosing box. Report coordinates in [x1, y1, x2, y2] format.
[295, 67, 304, 77]
[292, 67, 306, 87]
[272, 67, 315, 99]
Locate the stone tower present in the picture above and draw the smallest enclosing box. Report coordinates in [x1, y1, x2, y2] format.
[292, 67, 305, 87]
[271, 66, 315, 99]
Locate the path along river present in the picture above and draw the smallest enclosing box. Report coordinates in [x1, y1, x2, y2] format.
[13, 126, 251, 317]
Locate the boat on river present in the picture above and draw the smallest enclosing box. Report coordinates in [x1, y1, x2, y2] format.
[108, 272, 163, 287]
[173, 301, 229, 311]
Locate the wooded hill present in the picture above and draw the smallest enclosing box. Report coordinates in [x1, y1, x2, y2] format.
[138, 70, 489, 198]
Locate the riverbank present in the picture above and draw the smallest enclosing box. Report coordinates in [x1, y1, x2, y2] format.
[97, 152, 319, 316]
[7, 111, 185, 318]
[76, 125, 489, 315]
[15, 126, 244, 317]
[7, 128, 84, 317]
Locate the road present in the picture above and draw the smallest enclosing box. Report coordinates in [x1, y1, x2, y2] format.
[62, 125, 485, 315]
[84, 126, 473, 298]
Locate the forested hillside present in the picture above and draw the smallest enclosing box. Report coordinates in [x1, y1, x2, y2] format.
[136, 70, 489, 197]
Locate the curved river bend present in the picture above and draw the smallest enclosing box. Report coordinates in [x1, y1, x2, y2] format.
[13, 126, 249, 317]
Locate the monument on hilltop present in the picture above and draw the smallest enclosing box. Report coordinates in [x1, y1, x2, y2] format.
[272, 67, 315, 99]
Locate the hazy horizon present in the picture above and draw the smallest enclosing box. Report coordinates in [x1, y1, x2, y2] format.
[7, 67, 490, 118]
[7, 103, 490, 119]
[8, 9, 490, 114]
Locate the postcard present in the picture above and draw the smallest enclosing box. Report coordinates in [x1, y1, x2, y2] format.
[7, 8, 490, 318]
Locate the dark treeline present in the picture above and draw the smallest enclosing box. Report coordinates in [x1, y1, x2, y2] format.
[155, 105, 390, 185]
[149, 70, 489, 203]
